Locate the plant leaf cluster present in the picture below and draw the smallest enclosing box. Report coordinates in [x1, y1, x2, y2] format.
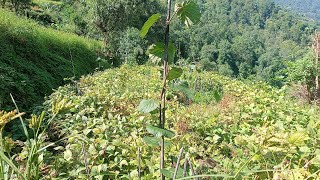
[27, 65, 320, 179]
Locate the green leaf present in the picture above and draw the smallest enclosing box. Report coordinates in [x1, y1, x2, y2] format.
[311, 149, 320, 166]
[160, 168, 184, 178]
[175, 1, 201, 27]
[83, 129, 92, 135]
[143, 136, 161, 146]
[140, 13, 161, 38]
[106, 145, 115, 151]
[120, 159, 128, 167]
[168, 67, 183, 81]
[137, 99, 159, 113]
[64, 149, 73, 161]
[146, 125, 175, 138]
[213, 89, 223, 103]
[172, 81, 194, 100]
[288, 132, 309, 147]
[143, 136, 172, 147]
[147, 42, 176, 64]
[38, 153, 44, 163]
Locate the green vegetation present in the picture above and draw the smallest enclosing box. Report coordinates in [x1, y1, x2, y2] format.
[1, 0, 320, 179]
[9, 65, 318, 179]
[0, 9, 104, 111]
[0, 97, 58, 180]
[286, 50, 318, 102]
[171, 0, 317, 86]
[27, 0, 318, 86]
[1, 0, 31, 13]
[138, 1, 201, 179]
[274, 0, 320, 21]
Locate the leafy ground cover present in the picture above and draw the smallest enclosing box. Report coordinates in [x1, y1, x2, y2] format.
[25, 65, 320, 179]
[0, 9, 105, 111]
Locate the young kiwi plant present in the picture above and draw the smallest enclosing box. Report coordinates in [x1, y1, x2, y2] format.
[138, 0, 201, 179]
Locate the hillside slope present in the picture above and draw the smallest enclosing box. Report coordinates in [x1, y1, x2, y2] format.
[0, 9, 104, 111]
[40, 65, 320, 179]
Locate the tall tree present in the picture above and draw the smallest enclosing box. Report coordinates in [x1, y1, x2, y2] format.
[95, 0, 163, 45]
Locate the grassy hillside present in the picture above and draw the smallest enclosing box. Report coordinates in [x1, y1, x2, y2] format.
[0, 9, 105, 111]
[31, 65, 320, 179]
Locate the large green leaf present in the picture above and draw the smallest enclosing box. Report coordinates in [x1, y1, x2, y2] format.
[143, 136, 161, 146]
[172, 81, 194, 100]
[175, 1, 201, 27]
[137, 99, 159, 113]
[143, 136, 172, 147]
[160, 168, 184, 178]
[147, 42, 176, 64]
[168, 67, 183, 81]
[146, 125, 175, 138]
[140, 13, 161, 38]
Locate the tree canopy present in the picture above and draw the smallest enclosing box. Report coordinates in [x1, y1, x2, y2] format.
[274, 0, 320, 21]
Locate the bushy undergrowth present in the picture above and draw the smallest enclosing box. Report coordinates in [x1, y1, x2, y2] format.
[33, 65, 320, 179]
[0, 9, 105, 111]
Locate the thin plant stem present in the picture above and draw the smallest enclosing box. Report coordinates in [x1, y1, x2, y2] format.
[160, 0, 172, 179]
[138, 147, 141, 180]
[183, 157, 188, 177]
[0, 132, 4, 180]
[81, 143, 91, 180]
[234, 154, 256, 178]
[173, 147, 184, 180]
[187, 158, 196, 180]
[10, 94, 30, 143]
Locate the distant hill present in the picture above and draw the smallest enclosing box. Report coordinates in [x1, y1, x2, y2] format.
[274, 0, 320, 21]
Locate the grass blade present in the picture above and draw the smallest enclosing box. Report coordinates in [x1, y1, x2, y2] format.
[0, 151, 26, 180]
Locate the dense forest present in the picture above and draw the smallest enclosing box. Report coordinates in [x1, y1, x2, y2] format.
[1, 0, 320, 179]
[38, 0, 317, 85]
[274, 0, 320, 21]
